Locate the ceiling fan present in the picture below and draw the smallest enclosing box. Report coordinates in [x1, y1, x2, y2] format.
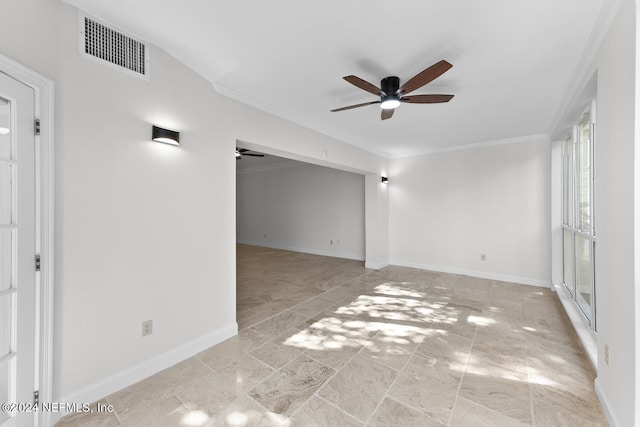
[331, 59, 454, 120]
[236, 148, 265, 160]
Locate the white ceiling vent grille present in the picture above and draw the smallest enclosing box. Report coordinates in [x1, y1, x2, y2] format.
[80, 15, 149, 78]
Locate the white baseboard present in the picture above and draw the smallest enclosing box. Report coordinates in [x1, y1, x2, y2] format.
[388, 260, 551, 287]
[237, 239, 365, 261]
[595, 377, 620, 427]
[51, 322, 238, 425]
[365, 260, 389, 270]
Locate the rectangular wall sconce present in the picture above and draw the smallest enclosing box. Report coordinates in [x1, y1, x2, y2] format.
[381, 176, 389, 184]
[152, 125, 180, 146]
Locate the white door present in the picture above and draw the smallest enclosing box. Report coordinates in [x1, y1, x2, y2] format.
[0, 71, 36, 427]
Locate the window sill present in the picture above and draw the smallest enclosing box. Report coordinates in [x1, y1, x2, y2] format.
[552, 282, 598, 370]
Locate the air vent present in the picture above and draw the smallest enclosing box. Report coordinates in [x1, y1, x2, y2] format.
[80, 15, 149, 78]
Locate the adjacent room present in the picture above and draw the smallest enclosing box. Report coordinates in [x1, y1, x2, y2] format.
[235, 148, 367, 330]
[0, 0, 637, 426]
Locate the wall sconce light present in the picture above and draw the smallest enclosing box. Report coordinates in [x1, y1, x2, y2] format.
[152, 125, 180, 146]
[381, 176, 389, 184]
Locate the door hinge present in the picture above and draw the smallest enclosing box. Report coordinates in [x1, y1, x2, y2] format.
[34, 119, 40, 136]
[35, 254, 41, 272]
[33, 390, 39, 406]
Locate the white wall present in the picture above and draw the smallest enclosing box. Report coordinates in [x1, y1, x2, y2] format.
[237, 163, 365, 260]
[365, 173, 390, 269]
[591, 0, 637, 425]
[53, 7, 240, 401]
[0, 0, 389, 411]
[389, 137, 551, 286]
[550, 140, 563, 287]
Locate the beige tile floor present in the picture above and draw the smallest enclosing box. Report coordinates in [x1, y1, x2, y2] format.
[57, 244, 608, 426]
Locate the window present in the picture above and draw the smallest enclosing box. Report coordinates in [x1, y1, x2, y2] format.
[577, 113, 592, 233]
[562, 103, 596, 329]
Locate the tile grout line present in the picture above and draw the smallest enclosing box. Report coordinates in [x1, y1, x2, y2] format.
[315, 394, 365, 425]
[299, 298, 389, 424]
[238, 268, 364, 330]
[238, 265, 372, 332]
[360, 301, 440, 427]
[361, 332, 419, 426]
[251, 298, 364, 423]
[243, 269, 363, 332]
[104, 396, 124, 426]
[446, 322, 479, 427]
[178, 341, 277, 423]
[275, 351, 343, 423]
[250, 351, 329, 422]
[304, 347, 359, 418]
[523, 298, 537, 427]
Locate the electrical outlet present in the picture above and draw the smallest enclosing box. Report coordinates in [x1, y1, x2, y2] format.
[605, 344, 610, 366]
[480, 254, 486, 261]
[337, 238, 341, 244]
[142, 320, 153, 337]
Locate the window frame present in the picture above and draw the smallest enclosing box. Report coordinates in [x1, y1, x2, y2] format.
[561, 101, 596, 330]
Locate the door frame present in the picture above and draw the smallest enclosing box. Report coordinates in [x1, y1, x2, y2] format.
[0, 53, 54, 427]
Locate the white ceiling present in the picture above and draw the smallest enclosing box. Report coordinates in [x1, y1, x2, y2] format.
[64, 0, 608, 157]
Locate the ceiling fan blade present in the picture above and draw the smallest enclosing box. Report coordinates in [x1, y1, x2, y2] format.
[343, 75, 385, 96]
[381, 108, 394, 120]
[331, 100, 380, 112]
[237, 148, 250, 153]
[401, 94, 454, 104]
[242, 153, 264, 157]
[398, 60, 453, 96]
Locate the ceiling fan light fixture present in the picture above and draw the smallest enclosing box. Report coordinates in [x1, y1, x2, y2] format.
[380, 97, 400, 110]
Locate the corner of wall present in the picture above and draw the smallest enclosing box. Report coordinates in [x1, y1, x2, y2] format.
[365, 173, 390, 269]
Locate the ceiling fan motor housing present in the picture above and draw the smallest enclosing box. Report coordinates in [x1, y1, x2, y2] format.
[381, 76, 400, 95]
[381, 76, 400, 106]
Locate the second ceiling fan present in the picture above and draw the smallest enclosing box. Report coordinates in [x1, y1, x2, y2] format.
[331, 59, 454, 121]
[236, 148, 264, 159]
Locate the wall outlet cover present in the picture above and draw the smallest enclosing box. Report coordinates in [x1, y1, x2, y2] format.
[142, 320, 153, 337]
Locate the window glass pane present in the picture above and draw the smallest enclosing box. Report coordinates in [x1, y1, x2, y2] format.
[0, 164, 12, 225]
[563, 229, 575, 297]
[0, 294, 10, 357]
[0, 230, 11, 291]
[0, 98, 9, 159]
[575, 234, 593, 322]
[563, 137, 573, 226]
[578, 114, 591, 232]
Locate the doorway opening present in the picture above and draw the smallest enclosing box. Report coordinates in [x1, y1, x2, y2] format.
[234, 142, 376, 331]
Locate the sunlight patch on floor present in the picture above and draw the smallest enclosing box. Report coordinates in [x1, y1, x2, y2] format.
[467, 315, 496, 326]
[374, 282, 426, 298]
[526, 368, 559, 387]
[281, 282, 463, 351]
[181, 410, 209, 426]
[465, 357, 528, 382]
[223, 410, 291, 427]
